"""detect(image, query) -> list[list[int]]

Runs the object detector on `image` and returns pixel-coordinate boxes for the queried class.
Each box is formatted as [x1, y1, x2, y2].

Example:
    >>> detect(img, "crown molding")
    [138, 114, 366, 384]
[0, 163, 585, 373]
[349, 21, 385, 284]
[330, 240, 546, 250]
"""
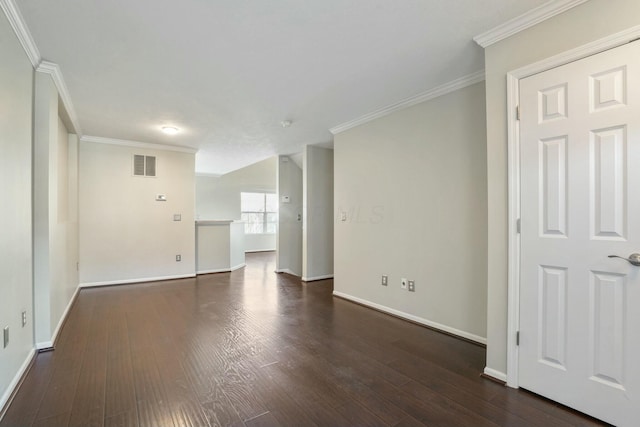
[473, 0, 589, 48]
[36, 61, 82, 135]
[195, 172, 223, 178]
[330, 69, 485, 135]
[81, 135, 198, 154]
[0, 0, 40, 67]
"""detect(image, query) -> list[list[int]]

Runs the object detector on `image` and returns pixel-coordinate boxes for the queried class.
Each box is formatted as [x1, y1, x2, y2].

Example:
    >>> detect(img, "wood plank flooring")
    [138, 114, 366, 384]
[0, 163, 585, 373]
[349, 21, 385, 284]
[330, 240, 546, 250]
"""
[1, 252, 606, 427]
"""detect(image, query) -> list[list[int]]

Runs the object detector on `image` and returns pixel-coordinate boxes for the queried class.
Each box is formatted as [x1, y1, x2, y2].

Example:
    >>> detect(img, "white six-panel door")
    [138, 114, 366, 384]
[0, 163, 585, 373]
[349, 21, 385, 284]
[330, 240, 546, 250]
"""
[519, 41, 640, 426]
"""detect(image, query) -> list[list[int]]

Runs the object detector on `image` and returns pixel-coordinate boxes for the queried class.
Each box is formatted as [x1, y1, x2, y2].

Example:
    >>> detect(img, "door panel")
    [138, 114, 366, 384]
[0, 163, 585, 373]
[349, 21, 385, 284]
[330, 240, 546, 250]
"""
[519, 41, 640, 426]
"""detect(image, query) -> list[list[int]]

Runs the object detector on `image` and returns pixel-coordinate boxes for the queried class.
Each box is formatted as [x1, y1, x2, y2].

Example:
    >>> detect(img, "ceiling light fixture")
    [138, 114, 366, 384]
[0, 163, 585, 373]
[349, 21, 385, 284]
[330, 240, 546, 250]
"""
[161, 126, 179, 135]
[281, 120, 292, 128]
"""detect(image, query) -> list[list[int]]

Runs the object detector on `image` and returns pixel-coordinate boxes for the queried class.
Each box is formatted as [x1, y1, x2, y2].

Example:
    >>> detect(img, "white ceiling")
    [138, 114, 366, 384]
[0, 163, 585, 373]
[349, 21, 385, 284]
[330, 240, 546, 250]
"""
[16, 0, 549, 175]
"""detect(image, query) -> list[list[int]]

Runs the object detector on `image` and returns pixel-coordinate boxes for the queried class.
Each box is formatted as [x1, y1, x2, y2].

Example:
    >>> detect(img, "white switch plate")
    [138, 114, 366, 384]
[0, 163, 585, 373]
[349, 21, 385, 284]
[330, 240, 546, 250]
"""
[341, 212, 347, 221]
[281, 195, 291, 203]
[401, 278, 408, 289]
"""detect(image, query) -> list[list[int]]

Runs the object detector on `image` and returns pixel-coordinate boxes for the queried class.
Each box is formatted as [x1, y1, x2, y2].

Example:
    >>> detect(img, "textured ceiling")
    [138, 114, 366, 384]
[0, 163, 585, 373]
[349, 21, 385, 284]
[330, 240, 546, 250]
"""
[17, 0, 548, 175]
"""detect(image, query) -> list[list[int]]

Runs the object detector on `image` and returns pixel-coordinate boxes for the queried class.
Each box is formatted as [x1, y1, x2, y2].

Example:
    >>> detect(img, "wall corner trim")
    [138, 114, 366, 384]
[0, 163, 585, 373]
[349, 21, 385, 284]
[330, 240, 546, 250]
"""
[0, 348, 36, 421]
[333, 291, 487, 345]
[0, 0, 40, 67]
[81, 135, 198, 154]
[329, 70, 485, 135]
[473, 0, 589, 48]
[483, 367, 508, 383]
[36, 61, 82, 135]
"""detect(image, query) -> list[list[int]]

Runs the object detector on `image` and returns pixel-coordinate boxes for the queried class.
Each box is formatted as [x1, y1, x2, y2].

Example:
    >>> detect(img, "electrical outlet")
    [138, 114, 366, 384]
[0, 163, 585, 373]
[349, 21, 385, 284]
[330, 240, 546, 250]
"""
[176, 254, 181, 262]
[173, 214, 182, 221]
[401, 278, 407, 290]
[381, 275, 388, 286]
[21, 311, 27, 327]
[408, 280, 415, 292]
[3, 326, 8, 348]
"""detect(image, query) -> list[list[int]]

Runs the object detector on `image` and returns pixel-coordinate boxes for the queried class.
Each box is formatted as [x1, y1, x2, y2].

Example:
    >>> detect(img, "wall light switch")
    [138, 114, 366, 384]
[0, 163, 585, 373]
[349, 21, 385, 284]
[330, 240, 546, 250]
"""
[173, 214, 181, 221]
[401, 278, 408, 290]
[341, 212, 347, 221]
[281, 195, 291, 203]
[156, 194, 167, 201]
[3, 326, 8, 348]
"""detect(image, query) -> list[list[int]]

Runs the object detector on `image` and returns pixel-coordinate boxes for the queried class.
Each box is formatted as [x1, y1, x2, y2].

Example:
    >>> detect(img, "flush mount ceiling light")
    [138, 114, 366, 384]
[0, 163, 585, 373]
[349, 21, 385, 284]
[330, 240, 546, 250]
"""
[161, 126, 179, 135]
[280, 120, 292, 128]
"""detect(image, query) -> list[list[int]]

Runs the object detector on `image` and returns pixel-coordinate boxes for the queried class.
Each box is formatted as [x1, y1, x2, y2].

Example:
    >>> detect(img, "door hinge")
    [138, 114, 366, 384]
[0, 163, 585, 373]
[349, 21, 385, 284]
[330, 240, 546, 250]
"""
[516, 331, 520, 346]
[516, 218, 521, 234]
[516, 105, 520, 121]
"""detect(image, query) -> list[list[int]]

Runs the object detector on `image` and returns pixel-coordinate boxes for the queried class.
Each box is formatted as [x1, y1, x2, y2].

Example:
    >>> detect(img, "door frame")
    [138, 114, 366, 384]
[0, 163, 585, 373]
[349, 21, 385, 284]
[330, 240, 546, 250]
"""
[505, 25, 640, 389]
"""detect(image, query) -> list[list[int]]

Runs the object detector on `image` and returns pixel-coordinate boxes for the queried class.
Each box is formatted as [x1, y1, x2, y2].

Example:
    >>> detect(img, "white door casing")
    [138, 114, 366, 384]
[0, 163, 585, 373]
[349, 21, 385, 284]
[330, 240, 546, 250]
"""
[518, 41, 640, 425]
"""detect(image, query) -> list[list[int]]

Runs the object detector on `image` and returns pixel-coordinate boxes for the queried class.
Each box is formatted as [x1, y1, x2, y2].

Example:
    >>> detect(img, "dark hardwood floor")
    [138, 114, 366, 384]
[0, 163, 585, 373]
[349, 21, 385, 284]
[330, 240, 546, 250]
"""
[1, 252, 604, 427]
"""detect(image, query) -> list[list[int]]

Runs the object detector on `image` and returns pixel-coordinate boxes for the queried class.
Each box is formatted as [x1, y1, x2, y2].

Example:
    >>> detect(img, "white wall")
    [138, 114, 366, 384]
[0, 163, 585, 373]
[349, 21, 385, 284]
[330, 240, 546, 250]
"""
[79, 142, 196, 285]
[303, 146, 334, 281]
[33, 71, 58, 346]
[0, 12, 35, 411]
[334, 82, 487, 342]
[196, 156, 277, 251]
[50, 119, 78, 343]
[33, 70, 79, 348]
[484, 0, 640, 376]
[276, 156, 303, 276]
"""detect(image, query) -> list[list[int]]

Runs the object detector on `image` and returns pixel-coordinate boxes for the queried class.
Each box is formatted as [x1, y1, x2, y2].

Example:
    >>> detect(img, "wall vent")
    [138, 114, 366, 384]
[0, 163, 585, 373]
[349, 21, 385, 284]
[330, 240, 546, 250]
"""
[133, 155, 156, 177]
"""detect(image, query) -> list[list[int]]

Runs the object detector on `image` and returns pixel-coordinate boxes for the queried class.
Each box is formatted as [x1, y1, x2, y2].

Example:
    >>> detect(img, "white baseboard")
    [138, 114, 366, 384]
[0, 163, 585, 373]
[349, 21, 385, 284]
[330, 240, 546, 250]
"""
[197, 264, 245, 275]
[302, 274, 334, 282]
[35, 285, 80, 350]
[333, 291, 487, 345]
[0, 348, 36, 421]
[80, 273, 196, 288]
[197, 268, 230, 274]
[483, 367, 507, 383]
[275, 269, 300, 276]
[49, 286, 79, 347]
[35, 340, 53, 350]
[230, 263, 246, 271]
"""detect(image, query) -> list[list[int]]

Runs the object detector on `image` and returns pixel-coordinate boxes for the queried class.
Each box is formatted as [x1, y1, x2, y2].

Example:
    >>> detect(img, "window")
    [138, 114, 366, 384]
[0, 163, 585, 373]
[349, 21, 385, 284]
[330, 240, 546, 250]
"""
[241, 192, 278, 234]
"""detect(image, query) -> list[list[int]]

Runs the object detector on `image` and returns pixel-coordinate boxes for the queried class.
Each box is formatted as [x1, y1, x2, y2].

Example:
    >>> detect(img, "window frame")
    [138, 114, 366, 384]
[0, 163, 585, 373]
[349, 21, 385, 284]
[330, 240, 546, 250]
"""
[240, 192, 277, 235]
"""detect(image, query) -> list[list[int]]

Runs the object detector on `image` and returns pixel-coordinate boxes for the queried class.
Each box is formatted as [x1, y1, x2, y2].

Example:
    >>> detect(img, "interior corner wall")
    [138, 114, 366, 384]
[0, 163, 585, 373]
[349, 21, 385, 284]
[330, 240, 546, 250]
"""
[49, 118, 79, 341]
[483, 0, 640, 376]
[196, 156, 277, 251]
[334, 82, 487, 341]
[0, 12, 35, 411]
[33, 71, 58, 346]
[302, 146, 334, 281]
[33, 71, 80, 348]
[276, 156, 303, 276]
[79, 142, 196, 285]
